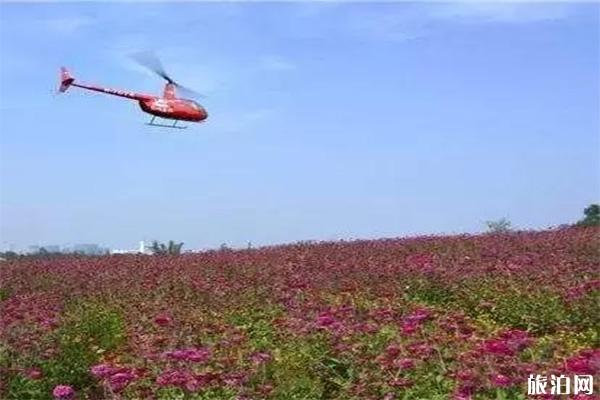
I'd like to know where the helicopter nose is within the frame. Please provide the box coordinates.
[199,107,208,120]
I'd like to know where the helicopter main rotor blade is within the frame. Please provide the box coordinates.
[176,83,206,99]
[129,51,207,99]
[130,51,174,84]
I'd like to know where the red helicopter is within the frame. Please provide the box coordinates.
[58,54,208,129]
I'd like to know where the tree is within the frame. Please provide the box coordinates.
[150,240,184,255]
[577,204,600,227]
[485,218,512,233]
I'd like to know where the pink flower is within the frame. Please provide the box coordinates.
[400,321,419,335]
[90,363,116,379]
[25,367,43,380]
[389,377,412,388]
[52,385,75,400]
[404,308,432,323]
[490,373,511,387]
[393,358,415,370]
[108,371,137,392]
[453,384,474,400]
[499,329,531,352]
[481,339,514,356]
[163,347,211,363]
[185,347,211,362]
[154,313,172,327]
[156,369,192,387]
[250,351,272,365]
[316,313,336,327]
[222,372,248,387]
[566,356,591,374]
[564,349,600,375]
[455,370,474,382]
[384,344,401,358]
[408,342,434,359]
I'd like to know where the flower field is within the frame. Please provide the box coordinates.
[1,227,599,400]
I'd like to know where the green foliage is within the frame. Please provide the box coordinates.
[6,301,125,400]
[0,251,19,260]
[271,336,332,399]
[485,218,512,233]
[151,240,185,255]
[577,204,600,227]
[226,304,282,350]
[456,281,570,334]
[0,287,10,302]
[156,387,238,400]
[49,301,124,393]
[404,277,456,305]
[566,289,600,335]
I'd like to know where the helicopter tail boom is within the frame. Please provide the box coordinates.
[58,66,154,101]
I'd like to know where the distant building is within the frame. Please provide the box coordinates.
[26,245,61,254]
[71,244,107,255]
[110,241,152,255]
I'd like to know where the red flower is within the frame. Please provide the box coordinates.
[481,339,514,356]
[394,358,415,370]
[25,367,43,380]
[490,373,512,388]
[154,313,172,327]
[163,347,211,363]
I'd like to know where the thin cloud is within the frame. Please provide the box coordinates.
[209,108,279,134]
[41,15,95,35]
[298,2,578,43]
[259,56,296,72]
[429,3,574,24]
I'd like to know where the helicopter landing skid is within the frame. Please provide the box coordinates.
[146,116,188,130]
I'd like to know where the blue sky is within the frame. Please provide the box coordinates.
[0,2,598,251]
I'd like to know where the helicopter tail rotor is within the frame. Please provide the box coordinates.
[58,67,74,93]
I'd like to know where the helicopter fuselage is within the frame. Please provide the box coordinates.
[138,97,207,122]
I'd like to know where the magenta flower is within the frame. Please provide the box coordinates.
[222,372,248,387]
[250,351,272,365]
[52,385,75,400]
[90,363,116,379]
[108,371,137,392]
[185,347,211,362]
[316,313,336,327]
[490,373,511,387]
[456,370,474,382]
[389,377,412,388]
[566,356,591,374]
[384,344,401,358]
[154,313,172,327]
[25,367,43,380]
[156,369,192,387]
[453,383,475,400]
[394,358,415,370]
[499,329,531,352]
[481,339,514,356]
[565,349,600,375]
[400,321,419,335]
[163,347,211,363]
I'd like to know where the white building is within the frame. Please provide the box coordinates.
[110,241,152,255]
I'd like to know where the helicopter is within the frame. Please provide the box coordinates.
[58,54,208,129]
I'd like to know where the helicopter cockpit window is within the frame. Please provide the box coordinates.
[188,100,201,110]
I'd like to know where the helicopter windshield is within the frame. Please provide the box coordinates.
[186,100,202,110]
